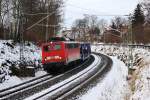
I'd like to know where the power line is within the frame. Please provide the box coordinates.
[66,10,129,17]
[24,8,64,16]
[37,24,60,27]
[26,0,68,31]
[26,8,62,31]
[67,3,130,17]
[24,13,59,16]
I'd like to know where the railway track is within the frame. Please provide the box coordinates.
[58,53,113,100]
[0,54,94,100]
[25,53,112,100]
[0,74,53,100]
[94,43,150,49]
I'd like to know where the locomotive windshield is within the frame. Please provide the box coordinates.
[54,44,61,50]
[43,44,61,52]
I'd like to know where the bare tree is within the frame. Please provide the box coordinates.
[0,0,63,42]
[111,17,128,31]
[97,19,107,35]
[141,0,150,43]
[142,0,150,24]
[72,15,101,42]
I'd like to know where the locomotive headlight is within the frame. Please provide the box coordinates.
[54,56,62,59]
[45,57,47,61]
[47,57,51,60]
[45,57,48,61]
[45,56,51,61]
[45,56,62,61]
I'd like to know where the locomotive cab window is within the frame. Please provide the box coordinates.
[54,44,61,50]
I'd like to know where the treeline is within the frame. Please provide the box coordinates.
[71,14,128,43]
[0,0,63,42]
[72,0,150,44]
[132,2,149,43]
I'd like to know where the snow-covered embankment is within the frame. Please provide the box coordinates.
[80,45,150,100]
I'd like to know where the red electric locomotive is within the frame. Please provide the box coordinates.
[42,37,80,73]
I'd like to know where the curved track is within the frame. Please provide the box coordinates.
[57,53,113,100]
[0,55,94,100]
[0,53,112,100]
[25,53,112,100]
[0,74,52,100]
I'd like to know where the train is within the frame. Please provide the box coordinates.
[42,37,91,73]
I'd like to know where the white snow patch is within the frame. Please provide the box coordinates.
[0,40,41,68]
[130,50,150,100]
[20,71,48,82]
[0,70,47,90]
[0,76,22,90]
[0,40,43,89]
[131,65,150,100]
[35,71,47,77]
[79,56,130,100]
[25,54,101,100]
[91,44,150,100]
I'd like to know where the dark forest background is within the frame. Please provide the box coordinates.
[0,0,63,42]
[0,0,150,44]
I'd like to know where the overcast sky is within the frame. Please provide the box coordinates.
[64,0,140,28]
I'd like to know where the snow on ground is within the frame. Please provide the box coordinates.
[25,54,101,100]
[0,40,43,90]
[131,65,150,100]
[0,40,41,74]
[35,71,47,77]
[20,71,48,83]
[0,40,150,99]
[79,56,130,100]
[0,40,41,64]
[130,49,150,100]
[0,76,22,90]
[89,44,150,100]
[0,71,47,90]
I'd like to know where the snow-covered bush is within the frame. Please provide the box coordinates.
[0,40,41,82]
[92,44,149,70]
[92,44,150,100]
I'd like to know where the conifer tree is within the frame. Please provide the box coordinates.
[132,4,145,43]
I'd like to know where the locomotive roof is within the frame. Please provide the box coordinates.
[42,41,80,45]
[49,37,75,42]
[42,37,90,45]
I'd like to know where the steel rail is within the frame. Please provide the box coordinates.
[94,43,150,48]
[25,54,104,100]
[0,74,51,95]
[0,74,52,99]
[0,55,94,100]
[57,53,112,100]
